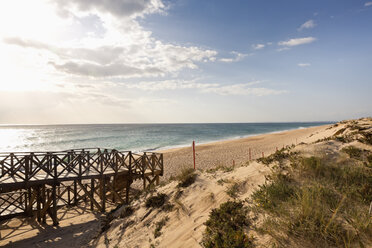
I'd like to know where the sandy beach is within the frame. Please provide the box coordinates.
[161,124,332,179]
[0,123,337,247]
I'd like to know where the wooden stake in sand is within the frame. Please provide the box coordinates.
[262,152,264,158]
[249,148,251,160]
[192,141,196,170]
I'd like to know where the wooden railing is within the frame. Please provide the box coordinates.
[0,148,164,224]
[0,149,163,192]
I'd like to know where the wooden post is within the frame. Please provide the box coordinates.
[160,153,164,176]
[52,184,58,226]
[67,186,71,206]
[128,151,132,176]
[125,180,131,204]
[36,186,41,222]
[151,153,156,176]
[156,175,160,186]
[233,160,235,167]
[249,148,251,161]
[42,186,46,223]
[74,180,77,205]
[27,188,32,216]
[101,177,106,213]
[192,141,196,170]
[90,179,94,211]
[24,188,28,216]
[262,152,264,158]
[112,177,116,203]
[142,155,146,190]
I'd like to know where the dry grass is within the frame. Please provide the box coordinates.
[176,168,197,188]
[252,151,372,247]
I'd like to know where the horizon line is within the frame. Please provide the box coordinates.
[0,121,337,126]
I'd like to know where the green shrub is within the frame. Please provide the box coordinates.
[361,132,372,145]
[146,193,167,208]
[119,205,134,218]
[334,136,347,143]
[368,154,372,164]
[202,201,254,248]
[176,168,197,188]
[252,173,296,211]
[226,182,240,199]
[217,178,228,185]
[257,148,289,165]
[207,164,234,173]
[342,146,363,159]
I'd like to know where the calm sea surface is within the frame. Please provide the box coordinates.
[0,122,332,153]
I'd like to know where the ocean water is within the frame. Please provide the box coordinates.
[0,122,332,153]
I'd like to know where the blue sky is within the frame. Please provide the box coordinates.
[0,0,371,124]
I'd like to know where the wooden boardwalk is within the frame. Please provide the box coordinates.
[0,148,163,225]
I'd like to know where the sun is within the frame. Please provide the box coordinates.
[0,0,65,92]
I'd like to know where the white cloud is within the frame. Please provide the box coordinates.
[201,83,287,96]
[219,51,249,63]
[123,79,286,97]
[278,37,317,47]
[252,43,265,50]
[53,0,166,19]
[2,1,218,80]
[298,63,311,67]
[277,47,290,52]
[365,2,372,6]
[124,79,219,91]
[298,20,316,31]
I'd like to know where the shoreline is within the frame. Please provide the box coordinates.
[160,124,334,179]
[158,124,331,154]
[155,123,331,154]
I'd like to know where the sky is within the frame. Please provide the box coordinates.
[0,0,371,124]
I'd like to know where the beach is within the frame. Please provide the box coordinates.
[161,124,332,179]
[0,123,335,247]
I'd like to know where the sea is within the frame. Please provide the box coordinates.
[0,122,333,153]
